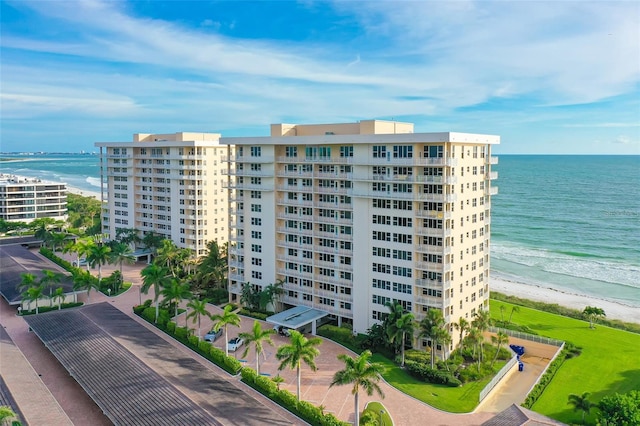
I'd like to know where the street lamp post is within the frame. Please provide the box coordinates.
[379,409,385,426]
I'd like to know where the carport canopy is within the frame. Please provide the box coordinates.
[266,306,328,335]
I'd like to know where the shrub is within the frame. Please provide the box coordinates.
[198,340,212,354]
[404,360,461,387]
[166,321,176,333]
[188,335,199,347]
[238,308,269,321]
[359,410,378,426]
[174,326,189,341]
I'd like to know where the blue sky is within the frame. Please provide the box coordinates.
[1,0,639,154]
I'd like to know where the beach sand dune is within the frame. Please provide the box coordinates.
[491,276,640,324]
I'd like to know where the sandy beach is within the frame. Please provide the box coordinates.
[491,276,640,324]
[67,186,102,199]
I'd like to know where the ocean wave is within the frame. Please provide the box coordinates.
[86,176,102,188]
[491,242,640,289]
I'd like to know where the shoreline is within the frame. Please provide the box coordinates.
[491,275,640,324]
[67,186,102,199]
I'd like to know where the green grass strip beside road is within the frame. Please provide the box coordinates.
[490,300,640,425]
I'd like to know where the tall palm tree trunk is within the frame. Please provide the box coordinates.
[296,363,301,400]
[354,392,359,426]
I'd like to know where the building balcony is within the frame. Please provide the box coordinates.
[315,172,353,180]
[487,171,498,180]
[228,259,244,269]
[276,169,314,178]
[414,209,452,219]
[415,278,451,291]
[367,175,457,184]
[276,226,314,236]
[315,186,350,195]
[228,272,245,282]
[277,198,314,207]
[354,156,457,167]
[224,169,272,177]
[314,215,353,226]
[488,186,498,196]
[276,156,353,165]
[313,245,353,256]
[414,244,452,255]
[414,295,444,308]
[314,260,353,272]
[229,234,244,243]
[414,227,453,237]
[351,190,457,203]
[414,261,451,272]
[223,155,275,164]
[276,268,314,280]
[314,289,352,303]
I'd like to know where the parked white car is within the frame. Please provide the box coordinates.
[227,337,244,352]
[204,328,223,342]
[73,258,88,267]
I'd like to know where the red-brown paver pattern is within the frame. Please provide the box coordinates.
[3,249,558,425]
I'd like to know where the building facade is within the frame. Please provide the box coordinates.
[95,133,231,256]
[221,120,499,352]
[0,174,67,223]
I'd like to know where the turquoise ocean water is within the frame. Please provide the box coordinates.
[2,153,639,307]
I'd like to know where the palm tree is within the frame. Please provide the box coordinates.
[186,298,211,338]
[453,317,470,349]
[142,231,164,256]
[109,242,135,279]
[87,243,111,285]
[73,273,99,304]
[17,273,37,293]
[583,306,606,329]
[210,305,242,357]
[160,279,192,320]
[490,331,510,367]
[275,330,322,400]
[155,240,183,277]
[472,309,492,363]
[23,285,46,314]
[386,310,414,367]
[52,287,66,310]
[567,392,592,424]
[39,269,63,304]
[140,263,171,322]
[49,232,68,252]
[271,375,284,391]
[330,350,385,426]
[418,308,447,368]
[239,320,276,375]
[499,305,506,322]
[197,240,227,289]
[465,326,483,369]
[508,306,520,324]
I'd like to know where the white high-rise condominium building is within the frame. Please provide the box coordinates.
[222,120,499,352]
[0,174,67,223]
[96,133,231,255]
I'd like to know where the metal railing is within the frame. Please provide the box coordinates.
[488,327,564,347]
[479,354,519,402]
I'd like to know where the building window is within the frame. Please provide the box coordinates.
[340,146,353,157]
[250,146,261,157]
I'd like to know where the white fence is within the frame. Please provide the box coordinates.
[488,327,564,347]
[478,354,518,402]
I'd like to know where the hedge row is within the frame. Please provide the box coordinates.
[20,302,83,315]
[240,368,348,426]
[522,343,579,408]
[238,308,272,321]
[404,360,462,387]
[135,303,242,375]
[491,291,640,335]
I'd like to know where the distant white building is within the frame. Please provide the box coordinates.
[0,174,68,223]
[95,133,231,256]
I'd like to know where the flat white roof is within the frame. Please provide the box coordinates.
[220,132,500,146]
[266,306,329,329]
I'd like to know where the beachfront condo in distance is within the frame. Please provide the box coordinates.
[95,133,231,256]
[0,174,67,223]
[221,120,499,353]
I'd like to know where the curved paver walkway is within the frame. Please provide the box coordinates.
[59,251,538,425]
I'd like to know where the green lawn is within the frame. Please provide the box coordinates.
[490,300,640,425]
[371,353,503,413]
